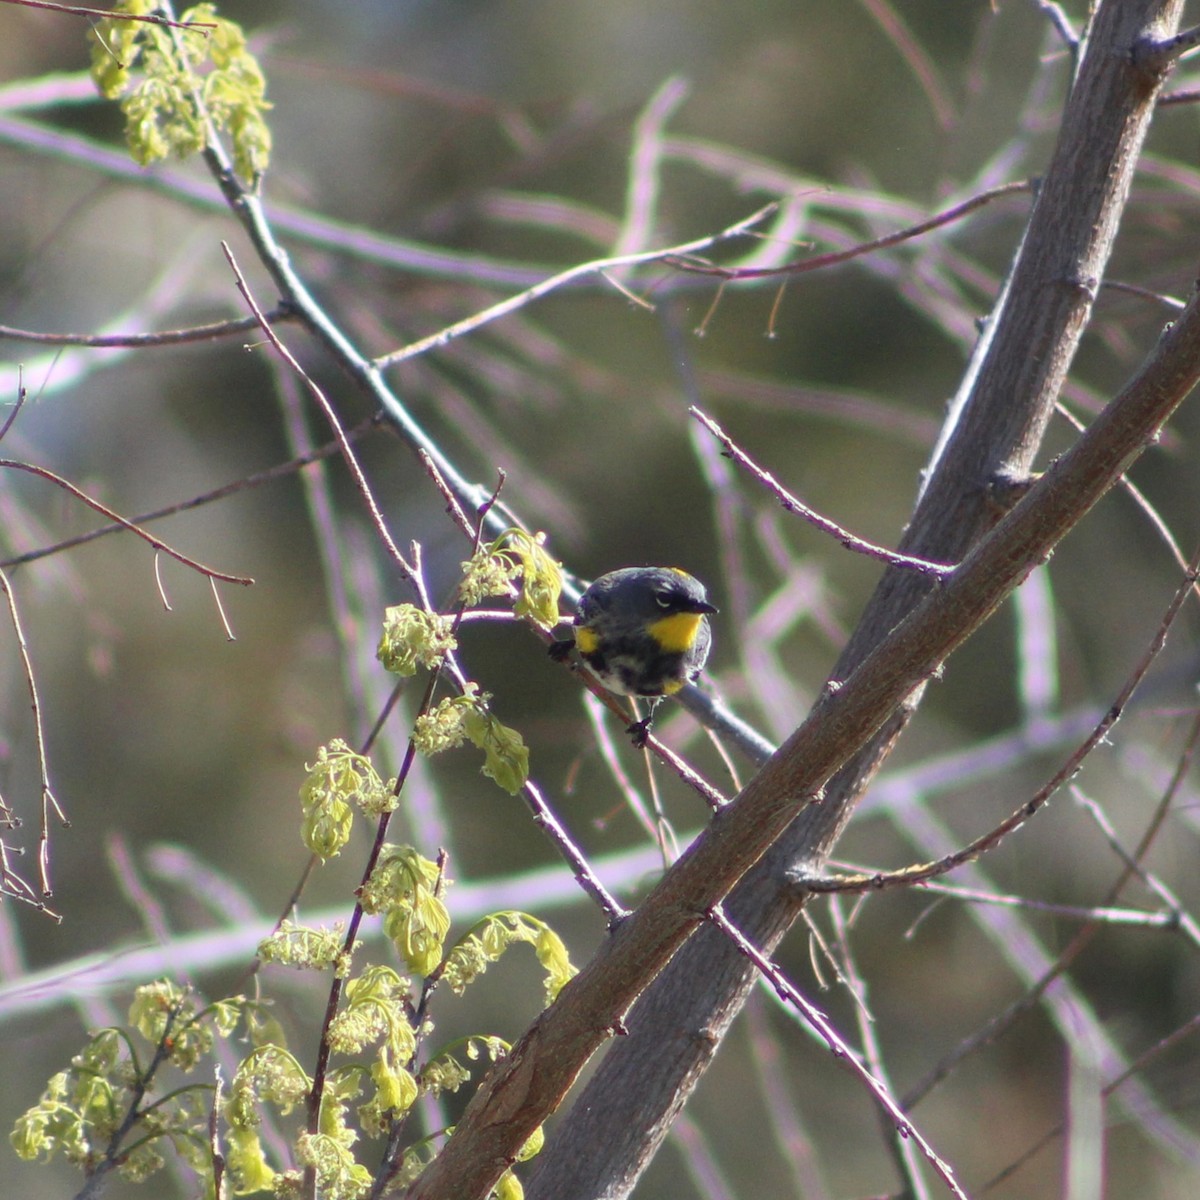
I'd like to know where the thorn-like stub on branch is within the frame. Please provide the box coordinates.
[985,467,1037,516]
[783,861,826,892]
[606,909,631,934]
[1062,271,1099,302]
[1130,26,1200,75]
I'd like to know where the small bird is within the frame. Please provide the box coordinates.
[550,566,717,746]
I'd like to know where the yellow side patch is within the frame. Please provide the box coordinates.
[648,611,703,653]
[575,625,600,655]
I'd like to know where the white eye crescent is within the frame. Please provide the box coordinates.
[653,589,673,609]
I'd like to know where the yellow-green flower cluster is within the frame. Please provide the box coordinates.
[411,691,472,755]
[223,1045,310,1195]
[442,913,576,1004]
[376,605,457,677]
[297,1124,372,1200]
[258,920,352,976]
[327,966,420,1137]
[413,688,529,795]
[11,1071,99,1168]
[459,529,564,630]
[300,740,396,859]
[90,2,271,180]
[416,1052,472,1098]
[326,968,415,1058]
[129,981,224,1070]
[226,1045,311,1127]
[12,981,249,1189]
[359,846,451,976]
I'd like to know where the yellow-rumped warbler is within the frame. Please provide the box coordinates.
[550,566,717,745]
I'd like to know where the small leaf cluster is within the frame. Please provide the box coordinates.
[358,845,452,975]
[460,528,564,630]
[254,853,572,1195]
[90,1,272,180]
[248,898,569,1196]
[376,606,456,677]
[12,889,573,1197]
[443,912,576,1004]
[223,1045,311,1195]
[259,919,353,976]
[376,530,562,796]
[223,1035,392,1200]
[299,739,397,859]
[413,685,530,795]
[11,981,247,1187]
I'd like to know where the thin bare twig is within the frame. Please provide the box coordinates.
[1031,0,1079,48]
[0,366,27,443]
[220,241,415,579]
[210,1065,226,1200]
[805,540,1200,895]
[376,204,780,367]
[153,552,172,612]
[0,308,291,348]
[0,569,63,897]
[418,449,476,541]
[583,694,663,844]
[0,459,254,586]
[0,0,216,31]
[520,781,627,925]
[904,707,1200,1109]
[0,418,378,571]
[664,180,1031,282]
[612,76,690,260]
[692,408,955,578]
[829,896,930,1199]
[1072,786,1200,947]
[981,1009,1200,1193]
[886,876,1177,928]
[1057,402,1198,582]
[209,576,237,641]
[709,904,968,1200]
[856,0,956,132]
